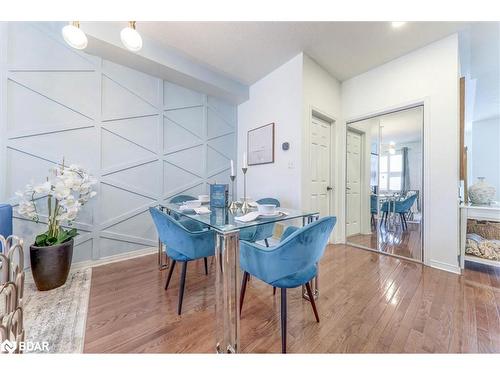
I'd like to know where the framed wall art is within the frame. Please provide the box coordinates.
[247,122,275,166]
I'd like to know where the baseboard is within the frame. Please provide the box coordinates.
[429,259,461,274]
[24,246,157,282]
[71,246,157,271]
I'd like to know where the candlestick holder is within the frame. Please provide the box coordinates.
[241,167,250,213]
[228,175,238,211]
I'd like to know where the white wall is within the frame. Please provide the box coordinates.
[471,116,500,201]
[237,54,303,208]
[0,22,237,265]
[302,55,343,240]
[237,53,343,227]
[342,34,460,273]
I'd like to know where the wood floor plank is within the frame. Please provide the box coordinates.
[84,244,500,353]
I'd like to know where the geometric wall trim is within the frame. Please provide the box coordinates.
[207,107,235,139]
[0,22,237,265]
[164,81,204,109]
[164,106,204,138]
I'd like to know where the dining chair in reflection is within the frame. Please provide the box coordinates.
[239,198,281,247]
[239,216,336,353]
[380,194,417,230]
[370,195,378,228]
[149,207,215,315]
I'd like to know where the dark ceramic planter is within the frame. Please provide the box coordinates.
[30,238,73,291]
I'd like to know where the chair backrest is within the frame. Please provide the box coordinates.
[149,207,209,259]
[169,195,196,204]
[241,216,336,284]
[279,216,335,268]
[0,204,13,240]
[396,194,418,213]
[256,197,280,207]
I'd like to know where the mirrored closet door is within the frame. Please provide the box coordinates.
[346,106,423,262]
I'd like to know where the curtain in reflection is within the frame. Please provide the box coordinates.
[401,146,410,192]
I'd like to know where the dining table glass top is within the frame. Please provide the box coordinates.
[161,203,319,233]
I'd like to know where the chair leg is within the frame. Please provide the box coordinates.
[165,260,176,290]
[305,282,320,323]
[239,271,249,316]
[264,238,270,247]
[280,288,287,354]
[204,257,208,275]
[178,261,188,315]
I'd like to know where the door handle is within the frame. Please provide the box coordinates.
[346,187,351,190]
[327,186,333,191]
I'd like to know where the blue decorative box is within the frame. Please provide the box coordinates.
[210,183,229,208]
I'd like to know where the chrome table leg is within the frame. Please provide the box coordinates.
[157,205,170,270]
[302,214,320,301]
[158,239,169,270]
[215,230,240,353]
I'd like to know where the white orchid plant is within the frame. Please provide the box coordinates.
[16,161,97,247]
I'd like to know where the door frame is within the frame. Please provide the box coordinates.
[343,98,429,266]
[301,105,337,242]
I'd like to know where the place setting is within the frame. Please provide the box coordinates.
[178,194,211,215]
[234,202,288,223]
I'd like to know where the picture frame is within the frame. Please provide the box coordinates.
[247,122,275,166]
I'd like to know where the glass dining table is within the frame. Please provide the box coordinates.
[157,203,319,354]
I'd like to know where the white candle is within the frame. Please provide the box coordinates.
[243,152,247,169]
[230,159,235,176]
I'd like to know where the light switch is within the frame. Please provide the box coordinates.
[288,161,295,169]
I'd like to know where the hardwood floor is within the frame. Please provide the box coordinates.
[84,244,500,353]
[348,220,422,261]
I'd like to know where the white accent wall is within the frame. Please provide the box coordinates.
[237,54,303,208]
[342,34,460,273]
[0,23,237,265]
[302,55,343,241]
[237,53,342,219]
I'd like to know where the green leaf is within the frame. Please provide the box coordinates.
[57,231,70,244]
[67,228,78,238]
[46,236,58,246]
[35,233,48,246]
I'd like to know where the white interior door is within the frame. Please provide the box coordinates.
[346,130,362,236]
[309,116,332,219]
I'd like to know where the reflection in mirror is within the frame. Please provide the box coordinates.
[346,106,423,262]
[346,117,379,251]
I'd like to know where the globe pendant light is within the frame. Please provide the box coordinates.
[62,21,88,50]
[120,21,143,52]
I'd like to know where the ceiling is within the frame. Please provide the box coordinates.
[351,106,423,146]
[134,21,470,84]
[379,106,424,145]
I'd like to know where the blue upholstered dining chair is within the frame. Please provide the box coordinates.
[240,198,281,247]
[0,204,13,240]
[239,216,336,353]
[169,195,196,204]
[149,207,215,315]
[380,194,417,230]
